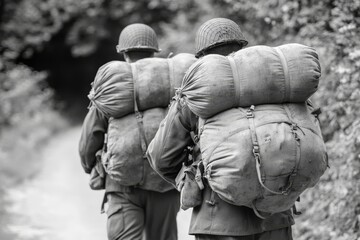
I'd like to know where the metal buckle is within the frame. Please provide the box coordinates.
[193,135,199,144]
[252,145,260,155]
[135,111,143,119]
[246,105,255,118]
[246,111,254,118]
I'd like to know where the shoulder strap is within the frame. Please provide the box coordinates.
[190,116,204,159]
[131,63,148,159]
[190,117,204,190]
[167,57,175,98]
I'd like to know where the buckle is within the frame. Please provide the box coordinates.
[246,111,254,118]
[246,105,255,118]
[294,132,300,141]
[135,111,143,119]
[252,146,261,161]
[252,145,260,154]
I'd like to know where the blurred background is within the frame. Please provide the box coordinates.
[0,0,359,239]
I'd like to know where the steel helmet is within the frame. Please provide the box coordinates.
[195,18,248,58]
[116,23,160,53]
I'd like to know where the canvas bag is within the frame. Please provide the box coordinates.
[198,103,328,217]
[103,108,172,192]
[89,149,106,190]
[180,44,321,118]
[88,53,196,118]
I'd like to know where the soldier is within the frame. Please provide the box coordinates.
[147,18,294,240]
[79,23,179,240]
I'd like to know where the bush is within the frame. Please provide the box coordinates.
[208,0,360,239]
[0,64,67,186]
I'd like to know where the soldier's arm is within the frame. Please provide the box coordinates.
[79,106,108,174]
[147,99,196,185]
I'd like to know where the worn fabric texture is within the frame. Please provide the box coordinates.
[88,53,196,118]
[195,226,292,240]
[105,107,173,192]
[79,106,174,193]
[79,106,109,174]
[89,150,106,190]
[147,100,294,236]
[180,43,321,118]
[189,185,294,236]
[105,189,180,240]
[199,103,328,213]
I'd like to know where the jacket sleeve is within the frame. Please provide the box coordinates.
[79,106,108,174]
[147,99,197,185]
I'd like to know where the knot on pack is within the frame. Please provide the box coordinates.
[88,89,95,101]
[175,88,183,98]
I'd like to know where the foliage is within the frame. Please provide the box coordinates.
[208,0,360,239]
[0,64,48,127]
[0,0,359,238]
[0,63,67,186]
[158,0,217,55]
[0,0,196,186]
[0,0,195,60]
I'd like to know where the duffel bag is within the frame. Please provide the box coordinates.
[89,53,196,118]
[198,103,328,216]
[103,108,172,192]
[180,44,321,118]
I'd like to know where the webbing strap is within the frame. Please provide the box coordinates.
[251,201,272,219]
[190,131,199,144]
[205,188,216,206]
[195,161,205,190]
[190,118,204,190]
[198,118,205,136]
[167,57,175,98]
[100,193,107,214]
[131,63,148,158]
[274,47,290,102]
[246,105,285,195]
[227,56,241,106]
[282,138,301,193]
[282,104,302,193]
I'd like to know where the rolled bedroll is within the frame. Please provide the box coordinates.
[179,43,321,119]
[88,53,196,118]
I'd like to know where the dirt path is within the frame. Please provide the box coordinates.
[2,127,193,240]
